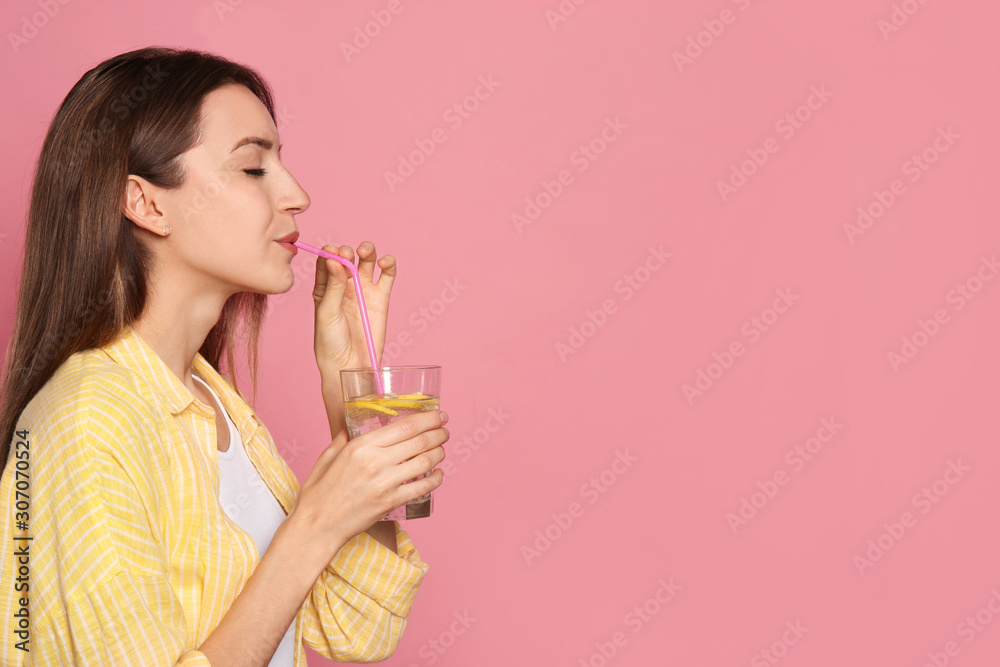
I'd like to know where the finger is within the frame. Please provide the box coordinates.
[390,445,446,486]
[384,426,449,467]
[335,244,357,290]
[337,244,355,265]
[375,253,397,295]
[355,410,447,454]
[356,241,377,284]
[391,468,444,506]
[313,244,350,310]
[362,410,448,450]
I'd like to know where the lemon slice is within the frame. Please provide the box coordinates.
[397,393,429,400]
[381,400,431,411]
[349,400,398,416]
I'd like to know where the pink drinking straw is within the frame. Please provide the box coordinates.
[293,240,385,397]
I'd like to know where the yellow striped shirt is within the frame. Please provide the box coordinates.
[0,326,428,665]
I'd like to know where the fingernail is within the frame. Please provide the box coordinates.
[440,411,449,424]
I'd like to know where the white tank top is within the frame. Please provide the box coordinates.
[194,375,296,667]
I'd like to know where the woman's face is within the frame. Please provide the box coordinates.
[156,83,310,297]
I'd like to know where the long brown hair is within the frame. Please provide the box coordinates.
[0,47,278,478]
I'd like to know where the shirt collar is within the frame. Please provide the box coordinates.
[99,326,260,436]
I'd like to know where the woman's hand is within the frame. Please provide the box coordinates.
[288,409,448,553]
[312,241,396,384]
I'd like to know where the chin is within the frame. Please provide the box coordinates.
[244,261,296,295]
[266,279,295,295]
[250,274,295,296]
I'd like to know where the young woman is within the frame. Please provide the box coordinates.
[0,47,448,666]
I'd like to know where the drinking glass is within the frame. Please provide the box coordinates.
[340,366,441,520]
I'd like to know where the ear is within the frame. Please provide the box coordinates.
[122,175,169,237]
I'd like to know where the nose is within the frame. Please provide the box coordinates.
[278,168,311,215]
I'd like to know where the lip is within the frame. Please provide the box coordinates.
[276,231,299,255]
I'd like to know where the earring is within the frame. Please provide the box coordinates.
[162,225,172,235]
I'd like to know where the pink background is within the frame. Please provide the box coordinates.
[3,1,1000,665]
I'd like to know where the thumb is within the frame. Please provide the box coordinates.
[312,244,350,316]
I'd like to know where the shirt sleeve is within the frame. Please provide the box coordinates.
[6,394,212,666]
[297,522,429,662]
[29,571,212,667]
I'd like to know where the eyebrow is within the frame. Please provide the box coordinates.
[230,136,283,157]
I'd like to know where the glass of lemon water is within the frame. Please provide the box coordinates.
[340,366,441,520]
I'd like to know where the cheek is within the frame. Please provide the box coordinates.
[171,178,229,225]
[196,188,262,229]
[223,180,270,215]
[171,175,271,238]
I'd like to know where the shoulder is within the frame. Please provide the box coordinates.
[18,347,159,456]
[16,347,169,537]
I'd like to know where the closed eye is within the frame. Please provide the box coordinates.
[244,168,267,177]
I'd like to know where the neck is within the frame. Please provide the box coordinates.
[131,273,234,388]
